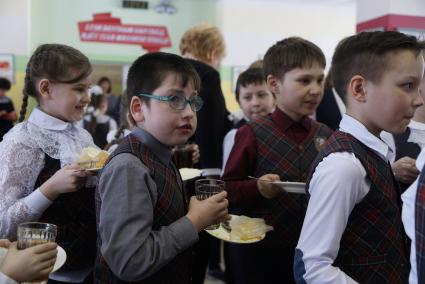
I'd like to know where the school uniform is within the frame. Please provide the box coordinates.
[381,121,425,192]
[0,107,97,283]
[222,107,332,284]
[94,127,198,283]
[295,114,409,284]
[401,148,425,284]
[82,111,117,149]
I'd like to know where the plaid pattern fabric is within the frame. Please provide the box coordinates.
[416,165,425,284]
[94,134,191,284]
[34,154,96,270]
[308,131,408,283]
[249,116,332,248]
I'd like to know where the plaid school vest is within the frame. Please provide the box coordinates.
[415,165,425,284]
[94,134,191,284]
[249,116,332,248]
[308,131,408,283]
[34,154,97,271]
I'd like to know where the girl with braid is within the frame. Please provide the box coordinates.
[0,44,97,283]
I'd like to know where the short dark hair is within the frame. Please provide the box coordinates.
[331,31,425,103]
[263,37,326,80]
[126,52,201,110]
[0,77,11,90]
[235,68,266,101]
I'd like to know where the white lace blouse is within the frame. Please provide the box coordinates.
[0,108,95,239]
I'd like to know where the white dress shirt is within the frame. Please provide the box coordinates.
[295,114,394,284]
[402,148,425,284]
[381,120,425,163]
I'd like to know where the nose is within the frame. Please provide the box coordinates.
[82,89,90,103]
[182,102,195,119]
[413,89,424,107]
[252,95,260,106]
[309,82,322,96]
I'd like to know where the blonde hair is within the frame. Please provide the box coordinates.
[179,24,226,64]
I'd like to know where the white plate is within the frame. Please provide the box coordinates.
[205,215,266,244]
[273,181,306,194]
[0,245,66,273]
[179,168,203,181]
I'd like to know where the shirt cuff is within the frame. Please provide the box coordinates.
[168,216,199,250]
[202,168,222,177]
[23,188,52,215]
[0,272,18,284]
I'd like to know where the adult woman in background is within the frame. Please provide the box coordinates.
[180,24,232,283]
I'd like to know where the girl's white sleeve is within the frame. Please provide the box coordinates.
[0,139,49,239]
[0,272,17,284]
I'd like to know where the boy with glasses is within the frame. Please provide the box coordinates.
[94,52,229,283]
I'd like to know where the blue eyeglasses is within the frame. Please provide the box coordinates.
[136,92,204,112]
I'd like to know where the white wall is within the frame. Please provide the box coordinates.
[219,0,356,68]
[0,0,29,55]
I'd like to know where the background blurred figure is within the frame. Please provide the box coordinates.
[222,67,275,172]
[0,78,17,141]
[97,76,121,125]
[315,72,345,130]
[81,85,117,149]
[180,23,232,283]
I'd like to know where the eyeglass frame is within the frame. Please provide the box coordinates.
[135,92,204,112]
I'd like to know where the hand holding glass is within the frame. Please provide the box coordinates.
[195,179,225,230]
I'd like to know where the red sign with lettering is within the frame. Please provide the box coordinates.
[78,13,171,52]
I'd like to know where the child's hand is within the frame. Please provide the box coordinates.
[392,156,419,184]
[188,144,200,165]
[186,191,229,231]
[257,174,281,199]
[0,239,11,248]
[0,242,57,282]
[40,164,89,201]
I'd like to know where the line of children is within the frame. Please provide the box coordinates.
[0,44,97,283]
[222,37,333,283]
[295,31,424,283]
[94,52,228,283]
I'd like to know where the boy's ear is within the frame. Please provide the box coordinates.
[129,96,145,122]
[266,74,280,95]
[348,75,367,102]
[38,79,52,99]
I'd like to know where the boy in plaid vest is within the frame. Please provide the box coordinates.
[295,31,425,284]
[401,45,425,284]
[94,52,229,283]
[222,37,332,283]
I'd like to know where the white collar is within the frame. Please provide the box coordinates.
[28,107,74,131]
[408,120,425,131]
[339,114,393,161]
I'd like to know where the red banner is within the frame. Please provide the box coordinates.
[78,13,171,52]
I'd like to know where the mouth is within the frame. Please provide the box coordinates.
[177,124,193,131]
[75,105,86,111]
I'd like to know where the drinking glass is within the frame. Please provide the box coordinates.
[172,144,194,169]
[17,222,58,283]
[195,179,225,230]
[17,222,57,250]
